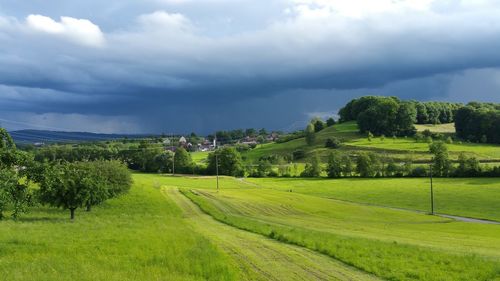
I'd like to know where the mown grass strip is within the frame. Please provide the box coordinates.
[181,189,500,281]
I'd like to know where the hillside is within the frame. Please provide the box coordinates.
[242,122,500,163]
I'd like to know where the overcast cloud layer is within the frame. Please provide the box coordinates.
[1,0,500,133]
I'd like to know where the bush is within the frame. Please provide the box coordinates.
[292,150,305,160]
[410,166,428,177]
[325,137,341,149]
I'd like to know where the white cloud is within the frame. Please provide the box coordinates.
[26,14,105,47]
[137,11,193,32]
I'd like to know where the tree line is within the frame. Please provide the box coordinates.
[305,141,500,179]
[338,96,462,136]
[455,102,500,144]
[0,129,132,221]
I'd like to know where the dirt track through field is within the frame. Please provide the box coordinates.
[164,187,380,281]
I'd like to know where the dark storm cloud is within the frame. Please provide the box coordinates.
[1,0,500,133]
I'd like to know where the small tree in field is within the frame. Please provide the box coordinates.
[305,123,316,146]
[367,131,373,142]
[38,162,99,220]
[207,147,244,177]
[326,152,342,178]
[301,153,321,177]
[429,142,451,177]
[326,117,336,127]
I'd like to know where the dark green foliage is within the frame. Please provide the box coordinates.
[37,160,132,219]
[326,152,342,178]
[250,160,273,177]
[413,101,461,124]
[305,123,316,145]
[338,96,461,136]
[92,160,132,198]
[207,147,244,177]
[455,103,500,144]
[311,118,326,132]
[325,137,341,149]
[326,117,336,127]
[454,153,481,177]
[292,150,305,160]
[174,147,194,174]
[356,152,381,177]
[0,129,33,220]
[0,128,16,150]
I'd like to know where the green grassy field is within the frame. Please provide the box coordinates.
[244,177,500,221]
[346,138,500,160]
[415,123,456,133]
[242,121,500,163]
[189,122,500,165]
[3,173,499,281]
[182,184,500,281]
[191,151,209,165]
[0,175,239,281]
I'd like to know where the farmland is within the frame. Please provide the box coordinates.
[240,122,500,163]
[1,173,499,280]
[175,174,500,281]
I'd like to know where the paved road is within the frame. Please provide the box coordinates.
[164,187,381,281]
[437,214,500,225]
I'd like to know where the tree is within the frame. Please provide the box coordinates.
[326,117,336,127]
[88,160,132,210]
[0,128,15,150]
[326,152,342,178]
[429,142,451,177]
[395,102,417,136]
[174,147,193,174]
[0,130,33,220]
[207,147,244,177]
[340,154,354,177]
[245,128,257,137]
[305,123,316,146]
[356,152,380,177]
[38,162,91,220]
[455,153,481,177]
[301,154,321,177]
[254,160,273,177]
[0,169,16,220]
[36,161,130,220]
[312,118,326,132]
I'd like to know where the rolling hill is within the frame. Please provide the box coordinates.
[9,130,156,144]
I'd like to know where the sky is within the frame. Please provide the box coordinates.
[1,0,500,134]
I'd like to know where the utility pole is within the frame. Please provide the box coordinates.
[429,163,434,215]
[215,135,219,192]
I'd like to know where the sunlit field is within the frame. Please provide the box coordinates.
[180,176,500,281]
[2,173,499,281]
[0,175,238,281]
[242,122,500,163]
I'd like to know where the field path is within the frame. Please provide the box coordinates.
[164,187,380,281]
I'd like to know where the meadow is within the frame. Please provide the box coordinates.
[0,174,239,281]
[181,183,500,281]
[240,122,500,163]
[244,177,500,221]
[2,173,499,281]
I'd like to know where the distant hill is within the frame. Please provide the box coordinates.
[9,130,157,144]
